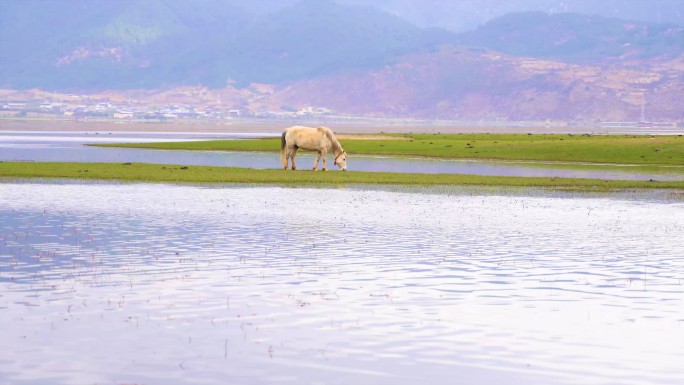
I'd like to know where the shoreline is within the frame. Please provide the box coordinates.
[2,118,682,135]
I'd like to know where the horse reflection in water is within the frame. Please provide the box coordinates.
[280,126,348,171]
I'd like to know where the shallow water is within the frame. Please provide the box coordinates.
[2,131,683,181]
[1,182,683,385]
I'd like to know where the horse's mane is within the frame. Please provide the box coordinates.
[322,126,343,153]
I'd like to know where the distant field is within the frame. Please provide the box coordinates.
[2,162,684,190]
[94,133,684,166]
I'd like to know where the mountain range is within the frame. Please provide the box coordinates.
[1,0,683,121]
[340,0,684,33]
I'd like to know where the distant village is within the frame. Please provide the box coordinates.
[1,93,681,129]
[0,96,335,122]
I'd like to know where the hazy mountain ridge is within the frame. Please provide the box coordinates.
[457,12,684,64]
[337,0,684,33]
[0,0,455,89]
[3,1,682,90]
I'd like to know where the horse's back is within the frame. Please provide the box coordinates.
[284,125,328,135]
[283,125,331,150]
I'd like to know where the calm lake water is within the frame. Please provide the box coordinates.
[1,182,683,385]
[2,130,683,181]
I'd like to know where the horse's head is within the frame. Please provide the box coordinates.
[334,151,348,171]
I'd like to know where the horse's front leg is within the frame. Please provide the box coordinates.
[321,149,328,171]
[313,152,321,171]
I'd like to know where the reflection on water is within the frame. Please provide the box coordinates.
[2,131,683,181]
[1,182,683,385]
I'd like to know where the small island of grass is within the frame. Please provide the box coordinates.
[93,133,684,165]
[2,132,682,191]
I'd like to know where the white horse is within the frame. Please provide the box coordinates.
[280,126,348,171]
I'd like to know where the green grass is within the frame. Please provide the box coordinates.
[93,133,684,165]
[2,162,683,191]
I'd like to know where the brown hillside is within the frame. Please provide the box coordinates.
[265,46,684,121]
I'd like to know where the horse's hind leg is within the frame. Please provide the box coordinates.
[313,152,321,171]
[290,147,299,170]
[284,145,293,170]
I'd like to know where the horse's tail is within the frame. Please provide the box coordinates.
[280,130,287,169]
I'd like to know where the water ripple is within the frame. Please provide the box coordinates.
[1,183,683,385]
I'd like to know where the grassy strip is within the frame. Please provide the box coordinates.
[1,162,683,190]
[93,133,684,166]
